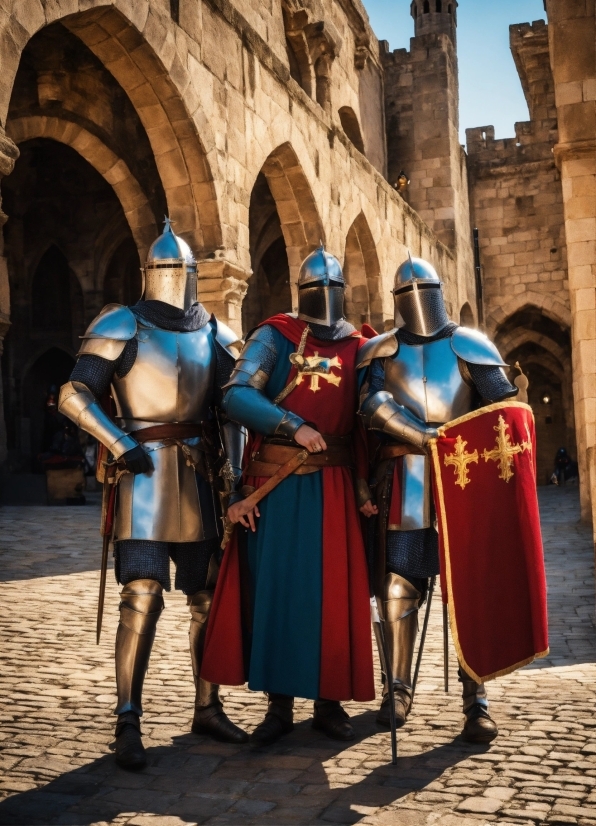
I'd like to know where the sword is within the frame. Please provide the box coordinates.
[411,575,435,700]
[96,531,110,644]
[96,461,120,644]
[443,601,449,692]
[371,597,397,766]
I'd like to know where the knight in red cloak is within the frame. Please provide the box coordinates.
[202,246,376,746]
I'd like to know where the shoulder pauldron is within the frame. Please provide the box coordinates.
[450,326,508,367]
[356,330,399,369]
[78,304,137,361]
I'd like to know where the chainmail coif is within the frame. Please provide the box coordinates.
[308,318,357,341]
[131,300,210,332]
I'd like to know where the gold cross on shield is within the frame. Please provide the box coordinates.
[444,434,479,489]
[482,414,532,483]
[290,351,342,394]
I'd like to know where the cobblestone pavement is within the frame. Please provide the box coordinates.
[0,486,594,826]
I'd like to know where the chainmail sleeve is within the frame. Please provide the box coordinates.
[69,339,137,398]
[466,363,518,403]
[70,355,117,399]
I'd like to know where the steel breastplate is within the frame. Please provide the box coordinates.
[384,337,473,425]
[112,325,216,425]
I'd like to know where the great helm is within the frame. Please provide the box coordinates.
[142,218,198,310]
[393,255,450,337]
[297,245,345,326]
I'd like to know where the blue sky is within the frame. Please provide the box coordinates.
[362,0,547,146]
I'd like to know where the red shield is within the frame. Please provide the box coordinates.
[431,401,549,683]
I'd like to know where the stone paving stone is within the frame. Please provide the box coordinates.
[0,486,594,825]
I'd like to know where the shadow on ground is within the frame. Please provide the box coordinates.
[0,711,486,825]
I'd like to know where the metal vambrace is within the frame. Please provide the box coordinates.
[362,391,438,450]
[221,418,246,491]
[189,589,220,709]
[459,666,489,713]
[223,385,305,439]
[115,579,164,716]
[381,573,421,696]
[59,380,137,460]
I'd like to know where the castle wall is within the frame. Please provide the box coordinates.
[0,0,463,463]
[545,0,596,531]
[466,20,574,486]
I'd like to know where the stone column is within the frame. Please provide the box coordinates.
[547,0,596,532]
[0,129,19,464]
[196,256,249,338]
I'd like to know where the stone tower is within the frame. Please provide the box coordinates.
[382,0,475,321]
[411,0,457,44]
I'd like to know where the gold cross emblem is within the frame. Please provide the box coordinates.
[289,351,342,394]
[444,434,479,490]
[482,414,532,483]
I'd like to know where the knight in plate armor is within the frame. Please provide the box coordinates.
[357,256,518,743]
[59,220,248,769]
[201,246,376,746]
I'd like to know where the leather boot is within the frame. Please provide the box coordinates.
[189,588,248,744]
[250,694,294,746]
[114,711,146,770]
[460,667,498,743]
[376,573,420,729]
[312,699,355,741]
[113,579,163,769]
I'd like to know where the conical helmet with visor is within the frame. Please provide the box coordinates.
[297,244,345,326]
[393,255,450,337]
[142,218,198,310]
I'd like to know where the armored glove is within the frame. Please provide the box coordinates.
[121,445,153,475]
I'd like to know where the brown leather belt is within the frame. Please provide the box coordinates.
[132,423,204,443]
[247,436,353,477]
[379,443,425,460]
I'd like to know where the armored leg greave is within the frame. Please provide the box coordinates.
[189,588,219,709]
[115,579,164,716]
[376,573,421,727]
[189,589,248,743]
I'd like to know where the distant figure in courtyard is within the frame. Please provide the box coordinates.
[552,447,578,486]
[59,220,247,770]
[202,246,376,746]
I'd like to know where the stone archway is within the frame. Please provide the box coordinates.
[7,117,157,261]
[242,142,324,331]
[486,291,571,338]
[495,306,575,486]
[459,301,474,326]
[0,4,222,255]
[259,141,324,294]
[343,212,382,330]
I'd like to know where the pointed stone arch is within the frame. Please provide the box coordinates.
[343,212,382,330]
[0,3,221,255]
[7,117,157,261]
[459,301,475,326]
[495,306,576,484]
[486,291,571,336]
[259,142,324,293]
